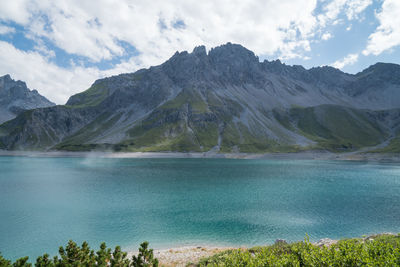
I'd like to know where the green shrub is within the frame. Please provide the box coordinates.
[1,235,400,266]
[132,242,158,267]
[198,235,400,266]
[0,241,158,267]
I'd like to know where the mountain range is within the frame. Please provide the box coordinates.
[1,43,400,153]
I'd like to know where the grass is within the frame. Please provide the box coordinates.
[319,105,384,146]
[55,143,106,151]
[218,121,301,153]
[272,108,296,132]
[291,106,333,140]
[372,134,400,153]
[273,105,388,152]
[220,122,241,152]
[161,88,209,114]
[55,112,122,150]
[236,122,275,153]
[122,119,204,152]
[192,123,219,151]
[118,90,223,152]
[66,82,109,108]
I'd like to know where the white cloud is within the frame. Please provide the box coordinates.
[318,0,372,27]
[345,0,372,20]
[0,0,320,64]
[321,32,333,40]
[0,25,15,35]
[0,0,31,24]
[0,0,375,104]
[318,0,347,27]
[0,41,115,104]
[363,0,400,56]
[331,53,359,69]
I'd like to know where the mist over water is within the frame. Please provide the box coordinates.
[1,156,400,260]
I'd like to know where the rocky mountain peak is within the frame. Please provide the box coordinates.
[192,45,207,56]
[206,43,262,83]
[0,74,12,81]
[309,65,345,75]
[262,59,287,72]
[362,62,400,72]
[0,74,27,92]
[208,42,259,65]
[356,62,400,83]
[0,74,55,124]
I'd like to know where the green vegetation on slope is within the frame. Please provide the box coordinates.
[274,105,387,151]
[120,88,288,153]
[55,112,122,151]
[161,88,210,114]
[9,93,389,153]
[118,89,222,152]
[123,122,214,153]
[0,109,33,137]
[66,82,109,108]
[235,122,275,153]
[372,135,400,153]
[199,234,400,266]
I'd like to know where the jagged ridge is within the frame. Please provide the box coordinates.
[1,43,400,152]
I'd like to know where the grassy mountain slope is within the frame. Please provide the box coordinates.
[273,105,388,151]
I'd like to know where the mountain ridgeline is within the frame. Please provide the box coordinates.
[1,43,400,153]
[0,75,55,124]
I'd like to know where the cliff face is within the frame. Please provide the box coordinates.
[1,43,400,152]
[0,74,55,124]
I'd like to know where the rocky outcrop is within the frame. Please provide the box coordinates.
[0,74,55,124]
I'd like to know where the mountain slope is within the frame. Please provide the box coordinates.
[1,43,400,152]
[0,75,55,124]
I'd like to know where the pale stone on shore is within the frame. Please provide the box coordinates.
[128,246,234,267]
[315,238,338,247]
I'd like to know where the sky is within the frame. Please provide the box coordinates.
[0,0,400,104]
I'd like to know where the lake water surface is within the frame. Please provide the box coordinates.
[1,156,400,260]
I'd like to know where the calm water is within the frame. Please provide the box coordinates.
[1,156,400,260]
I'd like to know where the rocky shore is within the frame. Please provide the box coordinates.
[128,246,235,267]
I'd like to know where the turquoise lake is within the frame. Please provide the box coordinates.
[1,156,400,260]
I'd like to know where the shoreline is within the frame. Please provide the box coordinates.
[1,150,400,162]
[128,246,236,267]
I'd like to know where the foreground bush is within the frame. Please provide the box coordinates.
[198,234,400,266]
[1,235,400,266]
[0,241,158,267]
